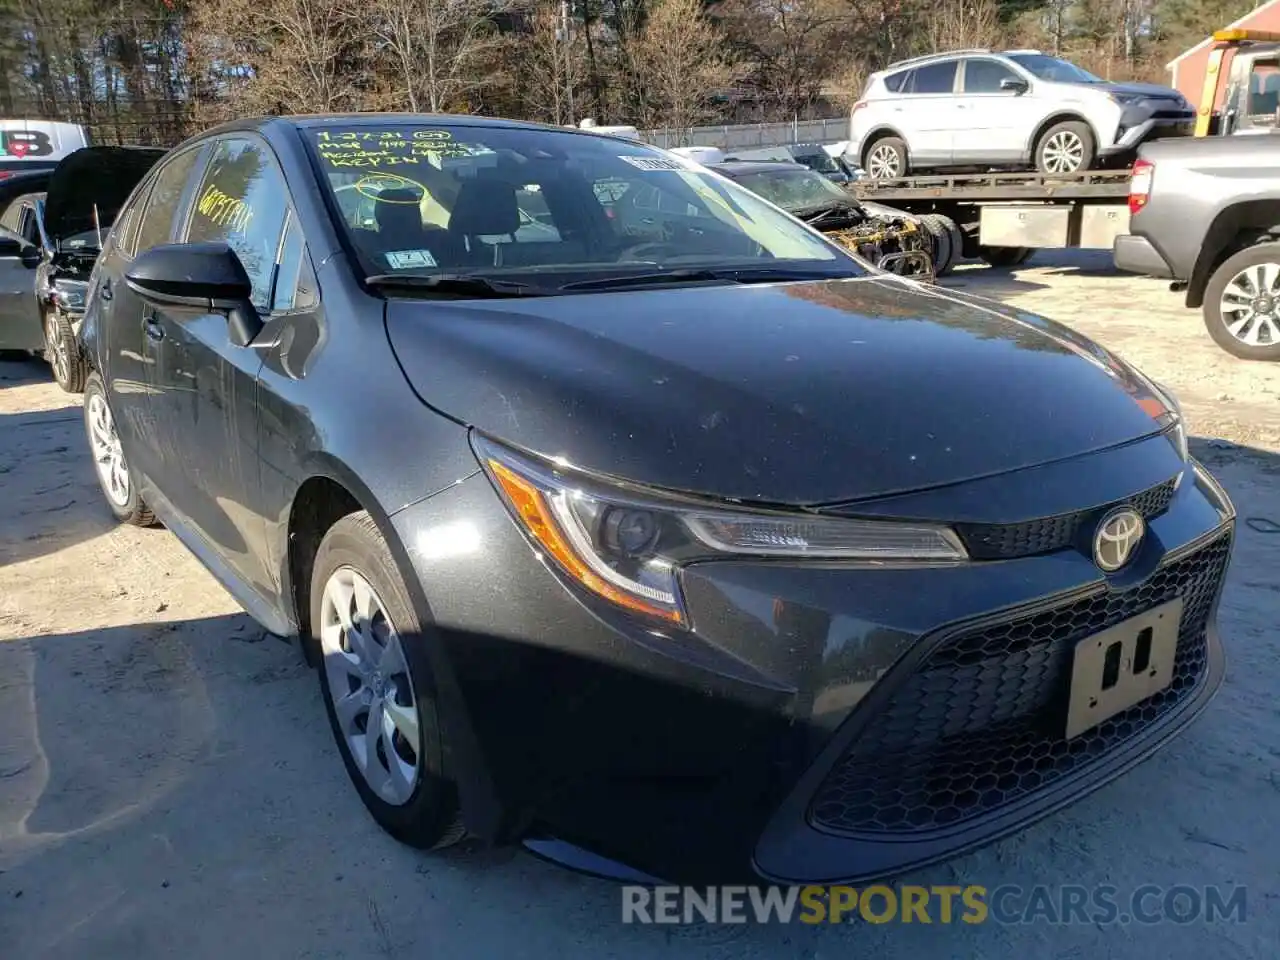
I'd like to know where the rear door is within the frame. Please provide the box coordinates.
[896,60,960,164]
[953,58,1042,163]
[0,198,42,350]
[96,142,209,489]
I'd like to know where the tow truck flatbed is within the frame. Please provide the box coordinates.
[852,169,1132,203]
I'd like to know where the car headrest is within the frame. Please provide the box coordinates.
[448,180,520,236]
[375,189,424,236]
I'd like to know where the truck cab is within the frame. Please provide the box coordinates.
[1195,30,1280,137]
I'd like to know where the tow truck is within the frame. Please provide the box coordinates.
[849,29,1280,274]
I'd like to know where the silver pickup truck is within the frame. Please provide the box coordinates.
[1114,134,1280,361]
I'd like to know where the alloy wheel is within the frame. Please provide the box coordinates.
[1219,263,1280,347]
[1041,131,1085,174]
[319,567,421,806]
[86,392,130,507]
[867,145,902,179]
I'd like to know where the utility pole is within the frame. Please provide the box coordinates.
[559,0,576,124]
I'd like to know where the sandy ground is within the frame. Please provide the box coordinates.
[1,251,1278,958]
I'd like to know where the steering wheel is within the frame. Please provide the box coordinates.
[616,241,685,262]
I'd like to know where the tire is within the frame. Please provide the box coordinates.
[1202,242,1280,361]
[44,308,87,394]
[919,215,953,276]
[1034,120,1096,175]
[863,136,909,180]
[83,371,156,526]
[979,245,1032,269]
[942,217,965,271]
[311,511,466,850]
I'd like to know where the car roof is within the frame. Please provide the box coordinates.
[192,112,630,143]
[710,160,809,177]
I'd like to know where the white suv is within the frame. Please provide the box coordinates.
[849,49,1194,179]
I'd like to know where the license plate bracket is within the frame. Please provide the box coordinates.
[1065,597,1184,740]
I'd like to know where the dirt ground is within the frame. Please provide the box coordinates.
[1,250,1278,959]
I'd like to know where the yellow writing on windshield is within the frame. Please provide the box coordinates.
[315,129,471,169]
[355,173,425,203]
[196,183,254,232]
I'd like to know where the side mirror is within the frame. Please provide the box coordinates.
[1000,77,1029,95]
[125,242,264,347]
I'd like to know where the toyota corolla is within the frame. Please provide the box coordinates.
[77,114,1234,885]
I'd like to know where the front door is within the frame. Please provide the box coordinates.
[146,135,289,597]
[952,59,1043,164]
[0,201,42,351]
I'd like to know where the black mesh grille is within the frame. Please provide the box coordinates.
[954,477,1178,561]
[809,531,1231,836]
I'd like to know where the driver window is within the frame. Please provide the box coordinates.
[183,137,289,311]
[1246,61,1280,124]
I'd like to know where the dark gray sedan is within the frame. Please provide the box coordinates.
[78,114,1234,885]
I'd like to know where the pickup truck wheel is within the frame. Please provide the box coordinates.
[1203,243,1280,360]
[979,245,1031,268]
[864,137,908,180]
[1034,121,1095,175]
[919,215,953,275]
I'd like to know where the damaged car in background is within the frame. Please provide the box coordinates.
[35,145,165,391]
[709,160,935,279]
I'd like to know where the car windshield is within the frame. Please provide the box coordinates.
[304,123,857,288]
[1007,54,1101,84]
[729,167,853,213]
[792,152,840,175]
[56,227,102,253]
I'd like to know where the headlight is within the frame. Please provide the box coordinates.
[1147,379,1189,462]
[52,278,88,310]
[475,436,968,627]
[1109,93,1144,106]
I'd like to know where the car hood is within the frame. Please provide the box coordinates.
[1091,80,1187,103]
[41,145,166,244]
[385,277,1169,505]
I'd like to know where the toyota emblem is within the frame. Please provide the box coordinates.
[1092,507,1145,572]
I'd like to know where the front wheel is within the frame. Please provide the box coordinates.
[1034,121,1096,175]
[1202,242,1280,360]
[83,371,155,526]
[312,511,466,849]
[44,309,87,393]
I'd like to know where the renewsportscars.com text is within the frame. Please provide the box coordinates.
[621,884,1247,926]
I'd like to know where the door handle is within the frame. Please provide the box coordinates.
[100,278,113,301]
[143,317,164,343]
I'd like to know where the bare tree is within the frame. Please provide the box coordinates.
[188,0,372,117]
[719,0,843,119]
[923,0,1003,54]
[368,0,513,113]
[523,1,587,125]
[634,0,734,135]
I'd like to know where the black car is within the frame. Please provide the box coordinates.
[79,114,1234,886]
[0,146,163,390]
[709,160,933,279]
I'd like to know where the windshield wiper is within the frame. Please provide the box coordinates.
[364,273,549,298]
[559,266,839,292]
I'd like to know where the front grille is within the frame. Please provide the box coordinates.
[809,531,1231,836]
[954,477,1177,561]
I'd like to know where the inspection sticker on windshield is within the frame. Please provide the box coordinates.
[618,155,686,171]
[385,249,437,269]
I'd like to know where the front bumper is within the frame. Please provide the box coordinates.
[1114,233,1175,278]
[390,437,1234,884]
[1102,115,1194,155]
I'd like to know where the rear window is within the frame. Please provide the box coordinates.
[883,71,909,93]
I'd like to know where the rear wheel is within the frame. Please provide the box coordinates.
[864,137,908,180]
[83,371,155,526]
[1202,242,1280,360]
[312,511,466,849]
[979,245,1032,269]
[1034,120,1095,175]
